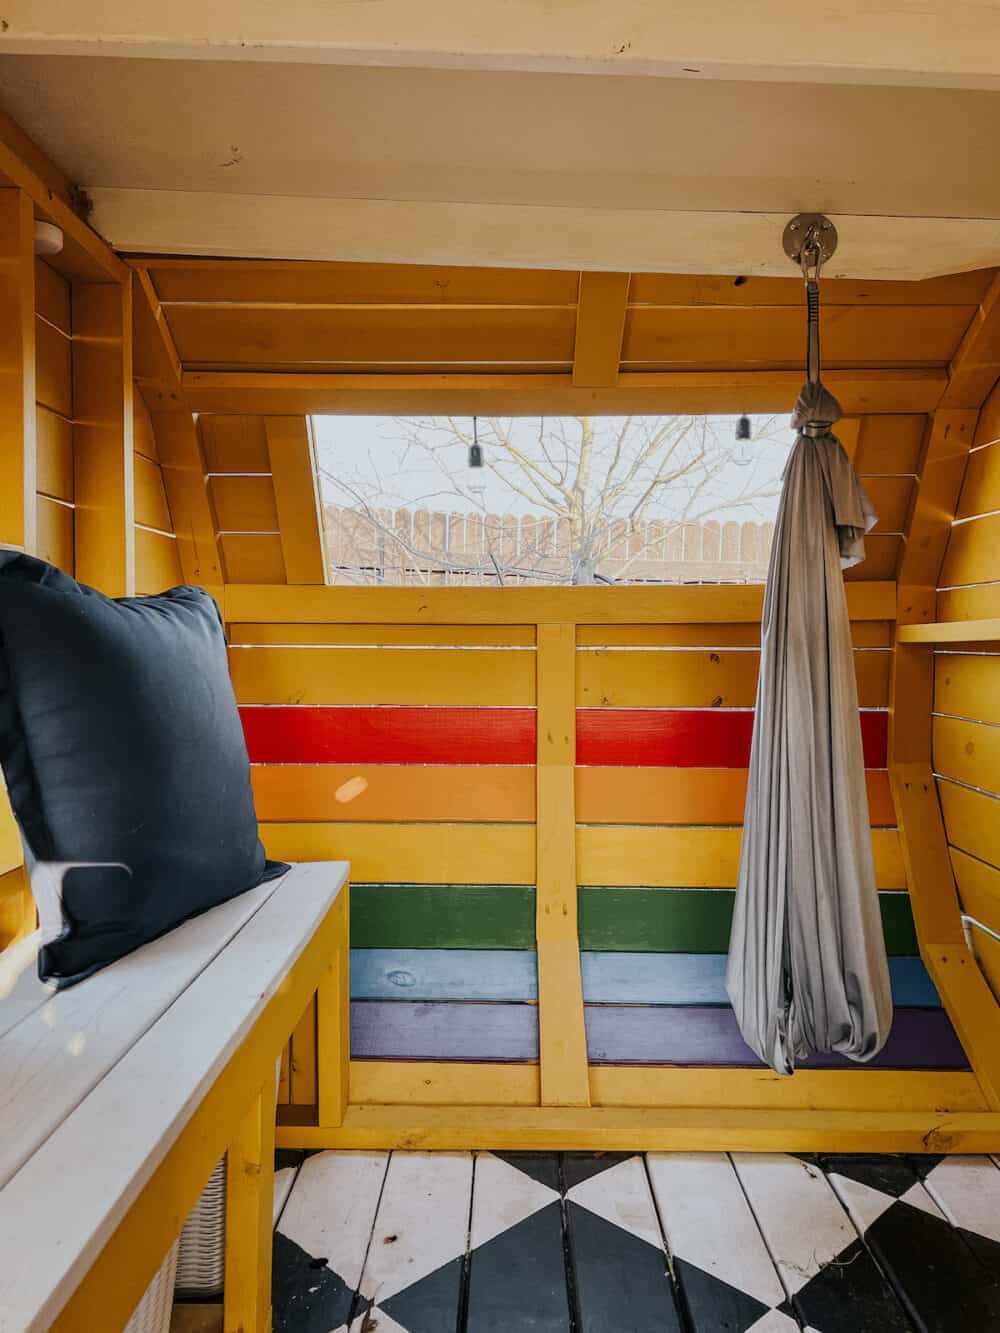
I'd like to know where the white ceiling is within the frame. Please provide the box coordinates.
[3,47,1000,277]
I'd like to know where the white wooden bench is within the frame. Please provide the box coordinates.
[0,860,350,1333]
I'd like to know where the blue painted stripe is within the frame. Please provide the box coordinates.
[349,948,940,1008]
[350,948,538,1001]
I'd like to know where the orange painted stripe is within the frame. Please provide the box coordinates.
[251,764,535,823]
[575,767,896,826]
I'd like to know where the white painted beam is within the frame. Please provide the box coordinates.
[2,1,1000,90]
[89,187,1000,281]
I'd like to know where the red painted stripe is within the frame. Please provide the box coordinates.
[242,706,888,768]
[241,706,537,764]
[576,709,888,768]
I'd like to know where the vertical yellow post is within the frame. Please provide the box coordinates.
[264,416,328,584]
[317,888,351,1126]
[73,280,135,595]
[535,622,590,1107]
[0,188,37,553]
[224,1078,278,1333]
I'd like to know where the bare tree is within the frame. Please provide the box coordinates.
[317,414,788,586]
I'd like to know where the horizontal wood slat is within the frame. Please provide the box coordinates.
[938,780,1000,870]
[934,715,1000,796]
[249,764,894,826]
[577,649,888,708]
[210,474,279,532]
[349,1061,541,1107]
[937,585,1000,621]
[576,826,904,888]
[347,947,938,1007]
[230,622,536,647]
[956,441,1000,519]
[35,315,71,417]
[34,259,70,334]
[261,822,536,884]
[854,415,927,475]
[35,496,73,573]
[231,647,536,706]
[346,1002,966,1068]
[199,414,271,473]
[251,764,535,823]
[35,407,73,502]
[576,708,888,767]
[627,272,994,309]
[575,766,896,826]
[578,887,917,955]
[166,305,577,368]
[935,652,1000,724]
[242,706,536,764]
[222,582,897,625]
[349,884,536,949]
[133,453,173,532]
[940,513,1000,588]
[622,305,971,369]
[576,623,893,648]
[951,847,1000,933]
[219,533,286,583]
[584,1006,967,1069]
[241,705,888,766]
[134,527,182,595]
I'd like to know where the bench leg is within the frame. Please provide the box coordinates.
[317,887,350,1127]
[224,1078,277,1333]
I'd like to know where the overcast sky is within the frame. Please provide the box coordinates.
[313,414,796,523]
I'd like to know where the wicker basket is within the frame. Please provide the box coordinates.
[175,1155,227,1297]
[124,1239,179,1333]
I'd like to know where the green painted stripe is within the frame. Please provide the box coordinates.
[578,887,918,956]
[350,883,536,949]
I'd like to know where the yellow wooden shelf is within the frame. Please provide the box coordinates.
[897,618,1000,644]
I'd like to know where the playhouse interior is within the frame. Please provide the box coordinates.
[2,16,1000,1331]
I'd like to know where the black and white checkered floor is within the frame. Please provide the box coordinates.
[270,1150,1000,1332]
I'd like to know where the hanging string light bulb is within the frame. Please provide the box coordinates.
[468,416,483,468]
[734,414,753,466]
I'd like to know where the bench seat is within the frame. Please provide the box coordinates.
[0,860,349,1333]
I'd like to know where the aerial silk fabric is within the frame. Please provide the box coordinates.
[726,382,893,1074]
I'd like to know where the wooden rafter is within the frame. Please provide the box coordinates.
[939,270,1000,409]
[572,272,629,387]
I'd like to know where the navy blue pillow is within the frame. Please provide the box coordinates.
[0,553,284,987]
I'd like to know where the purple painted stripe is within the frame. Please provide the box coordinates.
[351,999,539,1062]
[349,1000,967,1068]
[584,1006,969,1069]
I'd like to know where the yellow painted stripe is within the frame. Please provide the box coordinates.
[251,764,535,822]
[935,653,1000,725]
[576,825,905,888]
[939,780,1000,869]
[230,622,536,647]
[576,767,896,827]
[260,822,536,884]
[222,581,897,626]
[577,648,888,708]
[934,715,1000,796]
[590,1066,987,1111]
[577,622,892,648]
[957,441,1000,519]
[951,846,1000,933]
[941,513,1000,588]
[351,1062,540,1107]
[230,645,536,706]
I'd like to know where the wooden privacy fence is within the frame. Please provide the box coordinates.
[220,581,995,1152]
[323,504,774,585]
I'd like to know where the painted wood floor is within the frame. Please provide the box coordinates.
[269,1148,1000,1333]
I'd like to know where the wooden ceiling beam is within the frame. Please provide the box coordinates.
[5,2,1000,91]
[181,368,946,418]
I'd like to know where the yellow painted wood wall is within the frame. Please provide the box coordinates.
[936,380,1000,997]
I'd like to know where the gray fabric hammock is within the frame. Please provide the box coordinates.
[726,381,893,1074]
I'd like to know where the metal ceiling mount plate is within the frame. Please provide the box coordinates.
[783,213,838,276]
